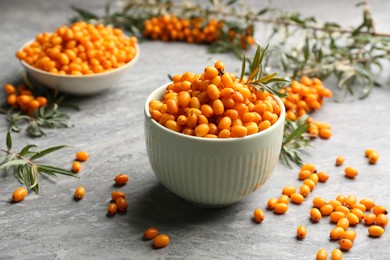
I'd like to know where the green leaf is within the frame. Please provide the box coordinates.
[30,145,69,160]
[226,0,238,6]
[257,7,269,16]
[38,165,79,178]
[6,130,12,150]
[20,145,38,156]
[0,159,27,170]
[71,6,99,20]
[240,51,246,82]
[31,164,39,188]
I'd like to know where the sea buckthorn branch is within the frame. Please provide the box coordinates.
[72,0,390,98]
[1,75,76,137]
[0,131,78,193]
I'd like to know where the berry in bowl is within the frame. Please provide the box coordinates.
[144,58,286,207]
[16,22,139,95]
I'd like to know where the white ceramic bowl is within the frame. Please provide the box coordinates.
[144,84,286,207]
[18,40,139,95]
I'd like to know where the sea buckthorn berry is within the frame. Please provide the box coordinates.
[310,208,322,222]
[153,234,170,248]
[320,204,334,216]
[267,198,278,210]
[274,203,288,214]
[335,156,345,166]
[74,186,85,200]
[297,225,306,239]
[373,205,388,215]
[303,179,316,191]
[12,187,28,202]
[345,195,357,208]
[195,124,210,137]
[316,249,328,260]
[7,94,17,106]
[5,84,16,94]
[116,197,128,211]
[301,163,315,173]
[368,225,384,237]
[278,195,290,204]
[114,174,129,185]
[368,151,379,164]
[144,227,159,240]
[360,198,375,211]
[336,195,346,205]
[335,206,350,215]
[300,185,310,197]
[342,229,357,241]
[290,193,304,204]
[107,203,117,216]
[309,174,319,184]
[346,213,360,226]
[351,208,364,221]
[337,218,350,230]
[319,128,332,139]
[253,208,265,223]
[331,212,346,223]
[332,249,343,260]
[329,200,342,209]
[364,213,377,225]
[36,96,47,106]
[282,186,296,197]
[313,197,327,209]
[111,191,126,201]
[298,170,311,180]
[376,214,388,228]
[72,161,82,173]
[316,171,329,182]
[76,151,89,161]
[330,227,345,240]
[339,239,353,251]
[231,125,247,137]
[353,203,366,212]
[365,148,375,157]
[344,166,358,178]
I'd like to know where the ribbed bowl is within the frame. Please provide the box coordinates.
[144,85,285,207]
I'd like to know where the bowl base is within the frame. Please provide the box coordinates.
[183,198,240,208]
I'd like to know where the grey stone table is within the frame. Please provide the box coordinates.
[1,0,390,259]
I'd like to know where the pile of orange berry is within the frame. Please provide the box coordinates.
[106,174,130,216]
[281,76,333,139]
[149,61,281,138]
[72,151,89,173]
[4,83,47,115]
[15,22,137,75]
[310,194,387,258]
[143,15,255,49]
[264,163,328,215]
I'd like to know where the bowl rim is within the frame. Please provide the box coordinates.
[145,84,286,143]
[18,39,140,78]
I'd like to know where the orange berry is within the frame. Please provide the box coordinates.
[107,203,118,215]
[74,186,85,200]
[317,171,329,182]
[376,214,388,228]
[373,205,388,215]
[153,234,170,248]
[36,96,48,106]
[6,94,17,106]
[114,174,129,185]
[342,229,357,241]
[274,203,288,214]
[267,198,278,210]
[144,227,159,240]
[76,151,89,161]
[313,197,326,209]
[116,197,128,211]
[301,163,315,173]
[290,193,304,204]
[335,156,345,166]
[344,166,358,178]
[310,208,322,222]
[368,151,379,164]
[253,208,265,223]
[316,249,328,260]
[297,225,306,239]
[28,100,40,110]
[339,239,353,251]
[282,186,296,197]
[4,84,16,94]
[364,213,377,225]
[360,198,375,211]
[111,191,126,201]
[12,187,28,202]
[330,227,344,240]
[368,225,384,237]
[72,161,81,173]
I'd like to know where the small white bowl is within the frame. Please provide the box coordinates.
[18,40,139,95]
[144,84,286,207]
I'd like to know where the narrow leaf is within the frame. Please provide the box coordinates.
[30,145,69,160]
[6,130,12,150]
[0,159,27,169]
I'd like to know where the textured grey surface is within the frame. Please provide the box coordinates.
[0,0,390,259]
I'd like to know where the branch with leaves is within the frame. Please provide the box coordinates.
[0,131,78,193]
[1,74,77,137]
[71,0,390,99]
